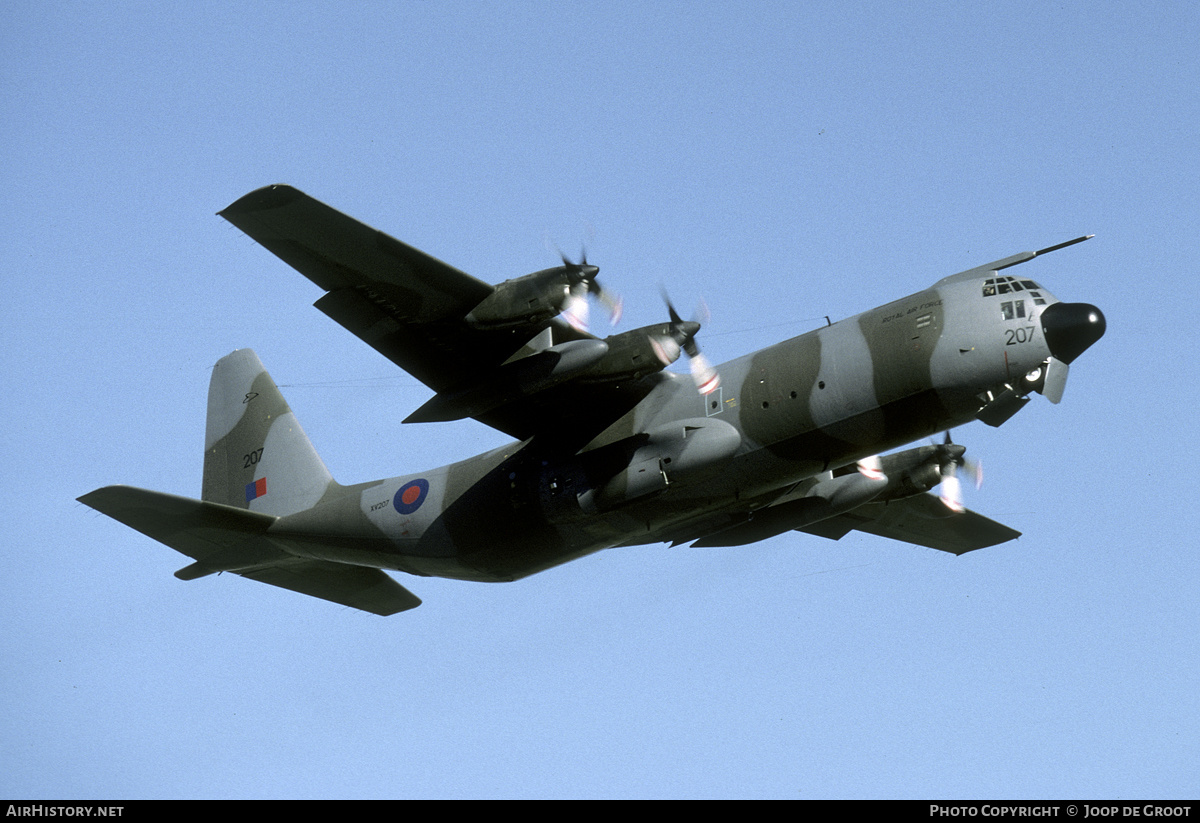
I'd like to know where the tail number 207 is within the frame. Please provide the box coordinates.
[1006,326,1036,346]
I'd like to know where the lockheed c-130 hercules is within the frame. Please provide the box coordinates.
[79,185,1106,615]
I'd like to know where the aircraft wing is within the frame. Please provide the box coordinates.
[78,485,421,616]
[220,185,650,443]
[796,492,1021,555]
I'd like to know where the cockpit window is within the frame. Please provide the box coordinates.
[1000,299,1026,320]
[984,275,1042,298]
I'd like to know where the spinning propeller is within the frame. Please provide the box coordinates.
[649,293,720,395]
[856,432,982,513]
[557,248,623,332]
[933,432,983,514]
[857,454,885,482]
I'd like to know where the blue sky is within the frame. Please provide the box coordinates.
[3,1,1197,799]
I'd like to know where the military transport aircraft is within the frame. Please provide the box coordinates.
[78,185,1106,615]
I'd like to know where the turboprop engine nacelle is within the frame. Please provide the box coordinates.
[689,444,953,548]
[465,265,589,329]
[872,445,946,503]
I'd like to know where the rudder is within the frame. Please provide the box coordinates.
[203,349,335,516]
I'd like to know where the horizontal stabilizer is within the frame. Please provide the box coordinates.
[240,561,421,616]
[797,492,1020,555]
[78,485,421,615]
[79,485,280,569]
[174,561,220,580]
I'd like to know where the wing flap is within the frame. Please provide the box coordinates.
[313,286,481,391]
[797,492,1021,555]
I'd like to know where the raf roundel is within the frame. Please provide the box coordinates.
[393,479,429,515]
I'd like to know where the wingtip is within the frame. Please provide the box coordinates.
[1034,234,1094,257]
[219,184,301,218]
[77,484,125,507]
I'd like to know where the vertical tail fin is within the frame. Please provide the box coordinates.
[202,349,335,516]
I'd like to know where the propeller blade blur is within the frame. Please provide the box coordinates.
[690,352,720,395]
[939,468,965,513]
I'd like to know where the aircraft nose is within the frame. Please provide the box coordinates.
[1040,302,1106,363]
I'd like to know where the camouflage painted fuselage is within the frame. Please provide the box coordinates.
[78,185,1106,614]
[265,272,1076,582]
